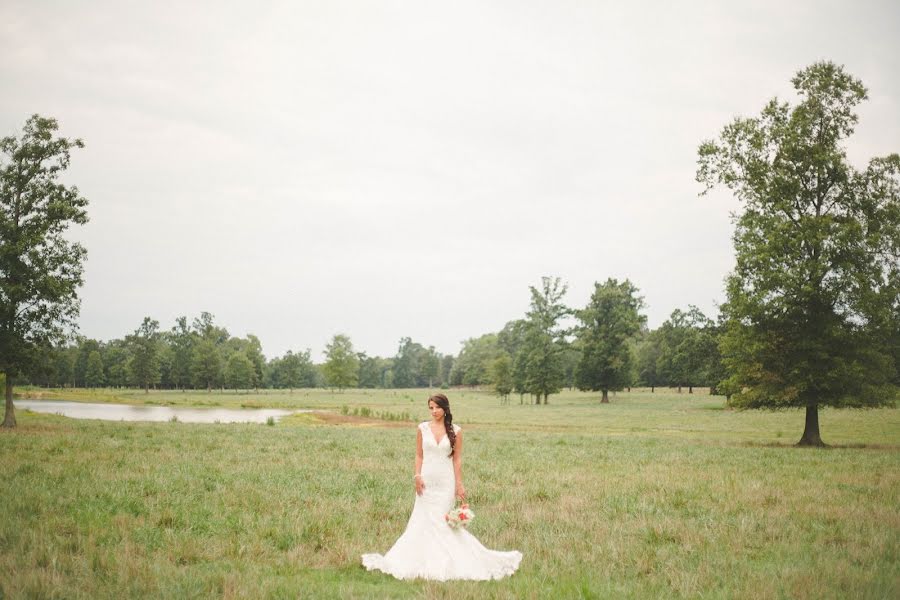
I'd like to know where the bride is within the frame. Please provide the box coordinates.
[361,393,522,581]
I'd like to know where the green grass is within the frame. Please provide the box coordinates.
[3,388,899,598]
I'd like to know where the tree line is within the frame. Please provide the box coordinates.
[18,279,724,405]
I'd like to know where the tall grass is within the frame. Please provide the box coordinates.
[2,389,898,598]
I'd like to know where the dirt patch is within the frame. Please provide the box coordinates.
[15,390,54,400]
[297,411,413,428]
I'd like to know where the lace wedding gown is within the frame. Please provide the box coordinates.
[361,422,522,581]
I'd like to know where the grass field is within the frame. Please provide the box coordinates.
[3,387,899,598]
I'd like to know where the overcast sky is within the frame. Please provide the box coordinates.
[2,1,898,360]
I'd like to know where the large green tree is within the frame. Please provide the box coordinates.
[74,337,100,387]
[103,339,130,388]
[520,276,569,404]
[450,334,500,387]
[245,334,266,391]
[655,307,717,393]
[323,334,359,391]
[190,313,226,391]
[498,319,530,402]
[697,61,900,446]
[423,346,441,388]
[191,339,222,392]
[54,345,75,387]
[84,350,104,388]
[393,337,426,388]
[270,349,316,391]
[356,352,390,389]
[168,316,195,390]
[0,115,89,427]
[225,352,254,390]
[636,330,662,392]
[574,278,646,403]
[127,317,161,393]
[489,353,513,403]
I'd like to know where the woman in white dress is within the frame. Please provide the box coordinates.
[361,393,522,581]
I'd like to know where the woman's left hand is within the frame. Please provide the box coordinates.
[455,482,466,500]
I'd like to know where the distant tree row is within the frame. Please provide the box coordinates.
[21,288,725,402]
[29,313,274,392]
[23,313,458,393]
[446,277,724,404]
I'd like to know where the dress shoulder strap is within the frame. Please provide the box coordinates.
[452,423,461,434]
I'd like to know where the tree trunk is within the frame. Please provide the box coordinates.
[2,375,15,428]
[651,386,654,393]
[677,385,682,393]
[688,386,693,394]
[601,389,609,403]
[797,404,826,447]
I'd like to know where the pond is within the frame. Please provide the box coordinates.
[16,400,307,424]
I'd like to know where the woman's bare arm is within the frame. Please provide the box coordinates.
[414,427,425,495]
[453,430,465,500]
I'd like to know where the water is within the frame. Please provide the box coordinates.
[16,400,306,424]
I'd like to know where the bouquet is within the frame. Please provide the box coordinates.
[445,503,475,529]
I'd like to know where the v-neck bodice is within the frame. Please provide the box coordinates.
[419,421,460,459]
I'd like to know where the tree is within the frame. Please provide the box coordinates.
[0,115,89,427]
[560,343,582,390]
[85,350,104,388]
[225,352,254,390]
[323,334,359,391]
[440,355,454,387]
[697,61,900,446]
[656,307,716,393]
[157,344,174,389]
[127,317,161,393]
[74,338,100,387]
[192,339,222,392]
[245,334,266,391]
[275,349,315,392]
[520,276,569,404]
[636,330,662,392]
[450,334,501,387]
[26,344,59,387]
[393,337,427,388]
[423,346,441,388]
[499,319,530,403]
[574,278,646,403]
[192,311,228,345]
[169,316,194,390]
[54,345,75,387]
[489,353,513,403]
[357,352,389,389]
[102,340,130,388]
[191,312,226,391]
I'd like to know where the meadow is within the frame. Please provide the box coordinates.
[3,387,898,599]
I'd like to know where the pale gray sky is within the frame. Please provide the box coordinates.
[2,0,898,359]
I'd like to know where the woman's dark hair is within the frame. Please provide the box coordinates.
[428,393,456,456]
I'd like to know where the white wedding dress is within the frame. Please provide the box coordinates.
[361,422,522,581]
